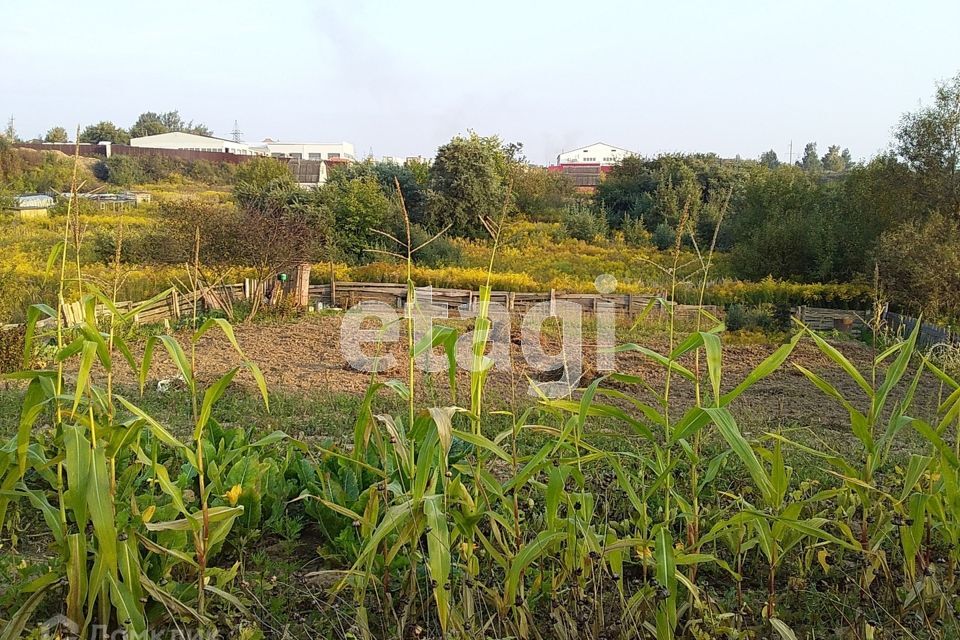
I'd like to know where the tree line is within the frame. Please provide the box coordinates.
[5,74,960,321]
[0,110,212,145]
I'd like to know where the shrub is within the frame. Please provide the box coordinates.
[622,215,651,247]
[409,224,463,267]
[651,222,676,250]
[878,212,960,322]
[235,156,293,188]
[724,303,791,332]
[95,155,145,186]
[89,227,161,265]
[561,207,608,242]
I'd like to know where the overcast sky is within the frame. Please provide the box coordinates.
[2,0,958,164]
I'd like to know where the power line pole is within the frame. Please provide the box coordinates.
[230,120,243,143]
[788,140,793,165]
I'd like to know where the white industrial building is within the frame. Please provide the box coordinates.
[557,142,636,165]
[382,155,432,165]
[257,140,356,161]
[129,132,263,155]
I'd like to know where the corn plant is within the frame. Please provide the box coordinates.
[0,184,272,637]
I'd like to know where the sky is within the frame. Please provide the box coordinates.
[2,0,959,165]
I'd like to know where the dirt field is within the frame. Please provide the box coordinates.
[127,314,948,443]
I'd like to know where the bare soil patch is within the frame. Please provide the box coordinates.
[123,314,947,440]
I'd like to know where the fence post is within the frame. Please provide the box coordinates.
[292,262,311,308]
[171,289,181,320]
[329,262,337,308]
[549,288,556,316]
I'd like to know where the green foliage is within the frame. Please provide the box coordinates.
[621,215,651,247]
[561,205,608,242]
[319,175,390,262]
[723,303,792,332]
[651,221,676,250]
[800,142,822,171]
[94,155,145,186]
[879,212,960,321]
[234,157,294,189]
[895,71,960,215]
[0,285,274,638]
[728,166,845,281]
[408,224,462,267]
[327,159,429,226]
[43,127,68,143]
[129,110,212,138]
[511,164,576,216]
[3,198,960,638]
[596,154,754,248]
[759,149,780,169]
[79,121,130,145]
[0,141,93,193]
[427,131,512,236]
[405,157,431,186]
[821,144,850,172]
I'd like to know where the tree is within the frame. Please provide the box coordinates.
[841,148,852,168]
[728,166,843,282]
[129,112,168,138]
[878,212,960,320]
[596,153,755,239]
[759,149,780,169]
[79,121,130,144]
[326,160,429,227]
[427,132,511,237]
[895,72,960,216]
[800,142,821,171]
[234,157,294,189]
[2,117,16,142]
[44,127,68,143]
[94,156,145,186]
[320,176,391,262]
[562,206,608,242]
[232,178,330,316]
[821,145,847,172]
[405,158,431,186]
[511,165,575,216]
[130,110,212,138]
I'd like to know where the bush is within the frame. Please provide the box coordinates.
[675,277,871,307]
[188,159,235,184]
[90,227,161,265]
[651,222,676,250]
[95,155,145,186]
[622,216,651,247]
[723,304,790,333]
[235,156,294,189]
[878,212,960,322]
[561,207,608,242]
[409,224,463,267]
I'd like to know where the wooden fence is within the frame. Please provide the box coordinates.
[5,281,958,351]
[4,285,247,332]
[792,306,869,333]
[306,282,669,317]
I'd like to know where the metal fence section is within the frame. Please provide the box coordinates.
[884,310,958,347]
